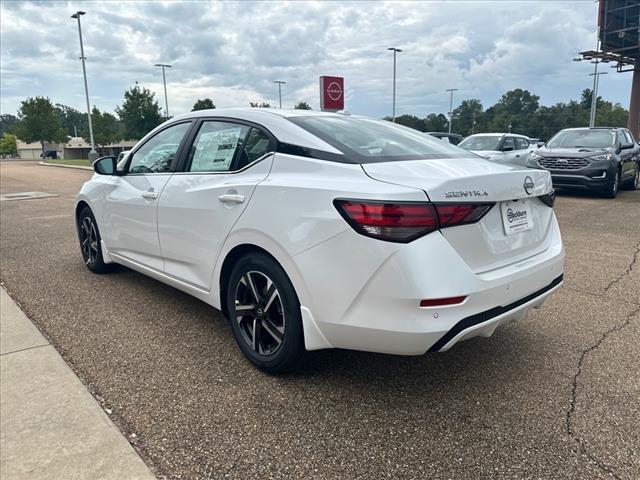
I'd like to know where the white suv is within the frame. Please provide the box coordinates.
[459,133,533,167]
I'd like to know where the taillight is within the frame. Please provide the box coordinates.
[538,190,555,208]
[434,203,494,227]
[334,199,494,243]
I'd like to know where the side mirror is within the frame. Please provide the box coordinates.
[621,142,634,150]
[93,156,117,175]
[537,141,545,148]
[502,146,514,152]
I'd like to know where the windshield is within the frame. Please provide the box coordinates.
[289,116,470,162]
[546,130,616,149]
[459,136,501,151]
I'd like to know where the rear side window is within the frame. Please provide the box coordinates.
[187,121,249,172]
[289,116,470,163]
[241,128,273,166]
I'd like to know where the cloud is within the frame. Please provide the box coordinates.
[0,0,632,119]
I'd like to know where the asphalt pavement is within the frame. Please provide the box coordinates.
[0,160,638,479]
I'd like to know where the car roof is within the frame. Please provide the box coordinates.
[152,108,349,154]
[560,127,619,131]
[465,133,529,138]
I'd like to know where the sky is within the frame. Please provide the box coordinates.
[0,0,633,119]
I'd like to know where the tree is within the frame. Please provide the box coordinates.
[387,114,425,131]
[249,102,271,108]
[0,133,17,156]
[293,101,311,110]
[0,114,17,135]
[452,99,483,136]
[192,98,216,111]
[55,104,87,137]
[116,85,163,140]
[14,97,66,157]
[423,113,449,132]
[86,107,121,146]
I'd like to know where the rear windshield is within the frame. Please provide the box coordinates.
[289,116,471,163]
[546,129,617,149]
[459,135,502,151]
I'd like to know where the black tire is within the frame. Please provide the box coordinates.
[225,252,304,373]
[602,168,620,198]
[621,163,639,191]
[77,206,112,273]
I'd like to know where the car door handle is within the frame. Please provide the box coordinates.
[218,194,245,204]
[142,190,158,199]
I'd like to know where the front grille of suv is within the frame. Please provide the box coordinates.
[538,157,590,170]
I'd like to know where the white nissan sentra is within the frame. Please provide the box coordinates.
[76,108,565,372]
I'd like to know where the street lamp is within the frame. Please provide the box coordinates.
[71,11,97,160]
[387,47,402,122]
[574,33,603,128]
[154,64,172,117]
[445,88,459,133]
[273,81,286,108]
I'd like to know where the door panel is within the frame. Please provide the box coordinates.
[157,156,273,290]
[101,121,192,271]
[102,175,172,271]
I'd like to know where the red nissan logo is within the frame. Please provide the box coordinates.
[327,81,343,101]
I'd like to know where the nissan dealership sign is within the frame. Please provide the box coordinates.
[319,76,344,111]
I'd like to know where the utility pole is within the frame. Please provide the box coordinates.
[154,64,172,117]
[71,11,97,161]
[388,48,402,122]
[446,88,458,133]
[273,81,286,108]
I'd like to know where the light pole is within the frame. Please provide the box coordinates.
[388,47,402,122]
[71,11,97,160]
[154,64,172,117]
[589,71,608,126]
[446,88,458,133]
[273,81,286,108]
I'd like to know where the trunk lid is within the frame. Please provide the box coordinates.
[362,157,555,273]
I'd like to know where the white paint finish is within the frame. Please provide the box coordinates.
[157,156,273,290]
[100,174,172,271]
[76,109,565,358]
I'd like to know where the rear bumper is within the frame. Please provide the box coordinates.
[295,214,565,355]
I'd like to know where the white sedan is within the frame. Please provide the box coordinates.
[76,109,564,372]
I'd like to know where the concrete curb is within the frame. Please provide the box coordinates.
[39,161,93,171]
[0,287,156,479]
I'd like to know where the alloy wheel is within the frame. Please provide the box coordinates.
[635,165,639,190]
[80,216,99,265]
[234,271,285,356]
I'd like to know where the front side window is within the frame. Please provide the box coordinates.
[290,116,469,162]
[622,130,635,146]
[515,137,529,150]
[501,137,515,150]
[128,122,191,174]
[546,129,617,149]
[188,122,249,172]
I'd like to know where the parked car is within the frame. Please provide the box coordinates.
[458,133,532,167]
[527,127,639,198]
[40,150,58,160]
[116,150,131,163]
[426,132,463,145]
[76,109,564,372]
